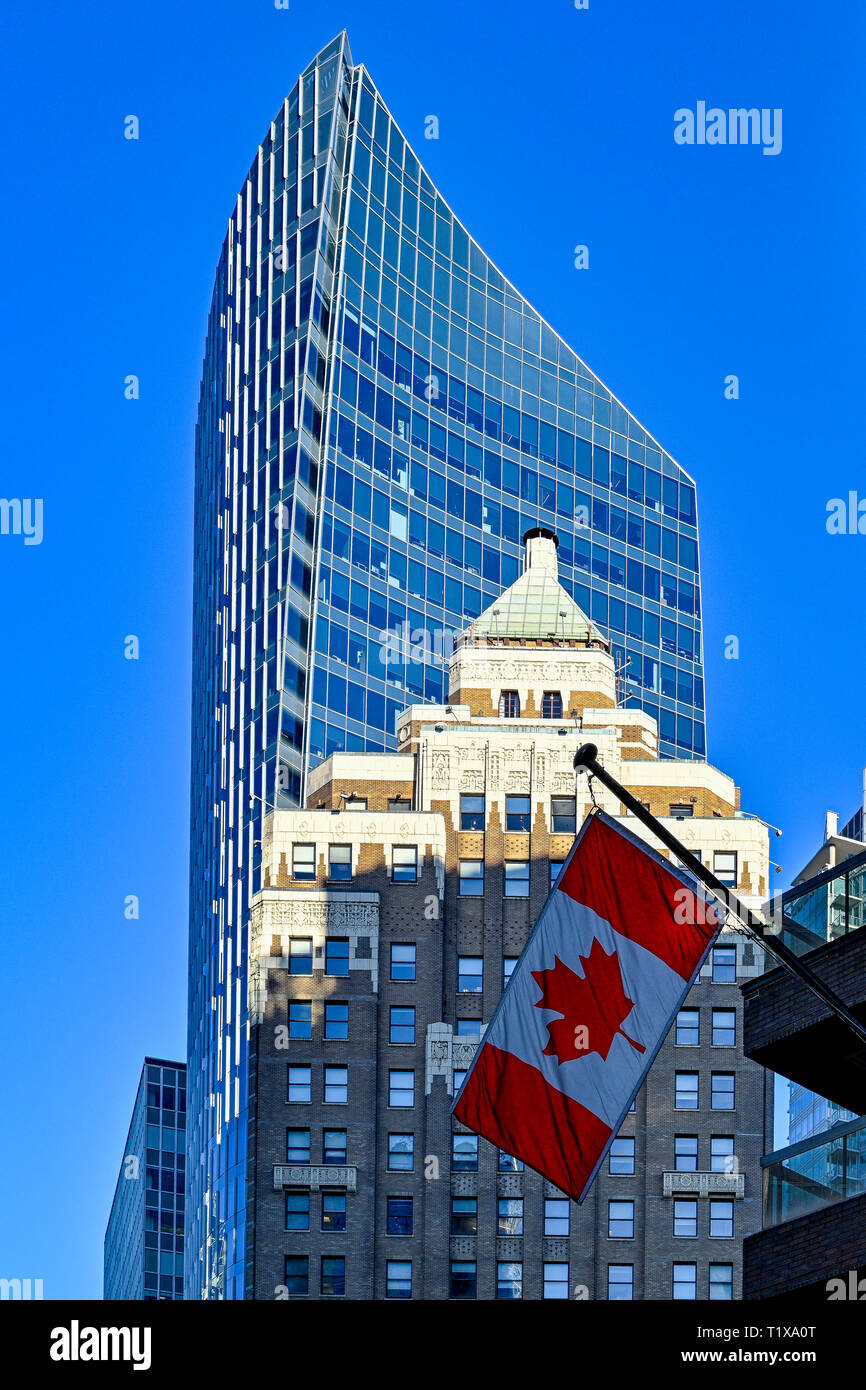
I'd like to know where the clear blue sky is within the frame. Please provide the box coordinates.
[0,0,862,1298]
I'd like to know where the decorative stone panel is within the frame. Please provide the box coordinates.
[497,1174,524,1198]
[663,1171,745,1198]
[543,1239,570,1261]
[425,1022,480,1095]
[450,1238,476,1259]
[450,1174,477,1197]
[273,1165,358,1191]
[496,1238,523,1261]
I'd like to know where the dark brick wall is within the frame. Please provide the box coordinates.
[744,1192,866,1300]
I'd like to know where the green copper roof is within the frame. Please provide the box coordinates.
[469,531,608,646]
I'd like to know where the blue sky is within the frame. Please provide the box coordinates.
[0,0,862,1297]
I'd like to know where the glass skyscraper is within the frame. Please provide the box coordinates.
[104,1058,186,1300]
[189,31,705,1298]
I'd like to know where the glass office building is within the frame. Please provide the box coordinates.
[104,1059,186,1300]
[189,32,706,1297]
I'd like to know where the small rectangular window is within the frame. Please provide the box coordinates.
[328,844,352,881]
[322,1192,346,1232]
[389,1006,415,1044]
[386,1259,412,1298]
[711,1137,735,1174]
[293,843,316,880]
[388,1134,414,1171]
[450,1260,477,1299]
[325,939,350,976]
[709,1263,733,1300]
[451,1196,477,1235]
[284,1255,308,1297]
[503,957,519,987]
[710,1200,734,1238]
[287,1066,311,1103]
[669,804,693,819]
[543,1263,569,1300]
[712,945,737,982]
[324,1066,348,1104]
[544,1198,570,1236]
[675,1009,700,1046]
[505,795,531,832]
[386,1196,413,1236]
[322,1130,346,1164]
[608,1264,633,1300]
[673,1263,697,1300]
[389,1070,414,1107]
[289,938,313,975]
[321,1255,345,1297]
[711,1073,735,1110]
[674,1199,698,1237]
[392,845,418,881]
[712,1009,736,1047]
[324,1002,349,1040]
[498,1197,523,1235]
[504,860,529,897]
[460,794,485,830]
[452,1134,478,1171]
[288,1001,311,1039]
[388,796,412,812]
[458,955,483,992]
[608,1200,634,1239]
[498,1150,524,1172]
[459,859,484,896]
[343,797,367,810]
[550,797,576,834]
[675,1072,699,1110]
[675,1136,698,1172]
[285,1191,310,1231]
[550,860,564,888]
[609,1137,635,1175]
[390,943,416,980]
[286,1128,310,1164]
[713,851,738,886]
[497,1261,523,1299]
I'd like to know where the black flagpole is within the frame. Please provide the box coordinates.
[573,742,866,1051]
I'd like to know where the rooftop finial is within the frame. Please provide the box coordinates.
[523,527,559,574]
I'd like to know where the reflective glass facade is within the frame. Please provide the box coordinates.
[189,32,706,1297]
[104,1059,186,1300]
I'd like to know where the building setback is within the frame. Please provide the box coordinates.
[190,29,711,1301]
[104,1058,186,1301]
[245,532,771,1300]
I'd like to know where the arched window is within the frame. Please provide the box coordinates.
[541,692,563,719]
[498,690,520,718]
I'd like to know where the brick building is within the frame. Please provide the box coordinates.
[244,530,772,1299]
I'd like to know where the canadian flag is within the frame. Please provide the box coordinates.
[452,809,722,1202]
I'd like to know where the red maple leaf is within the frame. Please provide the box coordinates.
[531,939,646,1066]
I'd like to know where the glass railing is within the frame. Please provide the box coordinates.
[764,849,866,961]
[763,1115,866,1226]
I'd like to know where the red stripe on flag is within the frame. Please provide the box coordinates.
[557,813,716,980]
[453,1042,612,1203]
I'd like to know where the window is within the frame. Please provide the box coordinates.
[329,844,352,881]
[343,797,367,809]
[321,1255,345,1296]
[451,1196,477,1235]
[609,1137,635,1175]
[288,1066,311,1103]
[544,1198,570,1236]
[709,1263,733,1300]
[541,691,563,719]
[608,1200,634,1238]
[674,1200,698,1237]
[289,938,313,975]
[389,1070,414,1107]
[386,1260,412,1299]
[675,1072,699,1109]
[675,1136,698,1172]
[392,845,418,882]
[460,794,485,830]
[388,796,412,812]
[499,690,520,718]
[551,797,576,834]
[673,1263,697,1300]
[390,1006,415,1044]
[710,1200,734,1238]
[458,956,483,992]
[498,1151,524,1172]
[289,1001,311,1039]
[498,1198,523,1235]
[714,851,738,886]
[504,861,529,897]
[325,939,350,975]
[391,943,416,980]
[284,1256,308,1297]
[712,1073,735,1110]
[285,1192,310,1231]
[503,957,519,987]
[322,1192,346,1232]
[711,1137,735,1174]
[387,1196,413,1236]
[608,1265,633,1300]
[459,859,484,896]
[505,795,531,831]
[712,945,737,982]
[450,1260,477,1299]
[543,1263,569,1299]
[452,1134,478,1170]
[324,1002,349,1040]
[324,1066,348,1104]
[550,860,564,888]
[456,1017,482,1039]
[388,1134,414,1171]
[712,1009,736,1047]
[287,1129,310,1165]
[453,1069,467,1092]
[497,1262,523,1299]
[293,844,316,880]
[676,1009,700,1045]
[323,1130,346,1164]
[669,803,693,819]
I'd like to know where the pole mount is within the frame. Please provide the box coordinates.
[573,743,599,770]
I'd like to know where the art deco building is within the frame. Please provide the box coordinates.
[244,531,771,1300]
[104,1059,186,1300]
[190,32,709,1297]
